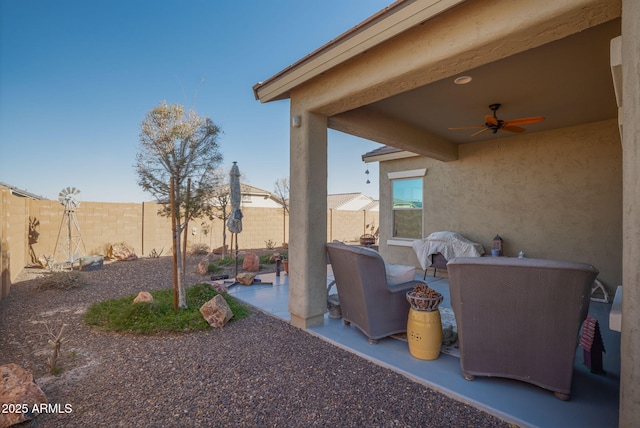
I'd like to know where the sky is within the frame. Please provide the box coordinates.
[0,0,389,203]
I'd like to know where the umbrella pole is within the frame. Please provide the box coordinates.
[234,232,239,277]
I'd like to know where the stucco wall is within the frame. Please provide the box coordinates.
[379,119,622,293]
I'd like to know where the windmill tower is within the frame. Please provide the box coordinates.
[53,187,85,268]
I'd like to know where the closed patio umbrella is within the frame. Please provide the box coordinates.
[227,161,243,277]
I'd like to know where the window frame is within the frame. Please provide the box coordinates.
[388,169,426,241]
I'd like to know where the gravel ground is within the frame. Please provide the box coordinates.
[0,256,512,427]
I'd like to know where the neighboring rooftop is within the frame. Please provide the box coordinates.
[327,192,378,211]
[0,181,47,200]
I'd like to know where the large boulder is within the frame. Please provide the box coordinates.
[200,295,233,328]
[0,364,47,428]
[242,253,259,272]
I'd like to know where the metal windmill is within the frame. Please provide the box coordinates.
[53,187,85,268]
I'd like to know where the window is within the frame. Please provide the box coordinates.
[390,171,424,239]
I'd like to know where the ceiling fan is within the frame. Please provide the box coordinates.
[449,103,545,137]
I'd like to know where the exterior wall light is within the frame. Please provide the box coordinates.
[291,115,302,127]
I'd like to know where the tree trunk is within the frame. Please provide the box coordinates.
[171,177,187,310]
[175,229,186,309]
[182,179,191,281]
[221,209,227,259]
[171,178,179,312]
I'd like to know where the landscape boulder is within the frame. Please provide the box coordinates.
[196,252,218,276]
[242,253,259,272]
[109,244,138,261]
[133,291,154,303]
[200,294,233,328]
[212,245,228,255]
[0,364,47,428]
[236,272,257,286]
[196,260,208,276]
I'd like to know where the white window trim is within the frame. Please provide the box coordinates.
[387,168,427,245]
[387,168,427,180]
[387,238,416,247]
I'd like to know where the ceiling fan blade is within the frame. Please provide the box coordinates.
[485,115,499,126]
[448,125,487,130]
[503,116,545,127]
[471,127,491,137]
[502,126,526,133]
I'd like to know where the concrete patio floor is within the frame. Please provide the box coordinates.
[226,269,620,428]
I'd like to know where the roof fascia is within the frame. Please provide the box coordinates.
[253,0,467,103]
[363,150,419,163]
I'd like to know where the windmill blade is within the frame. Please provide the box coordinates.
[471,127,491,137]
[503,116,545,127]
[448,125,487,130]
[485,115,499,126]
[502,126,526,133]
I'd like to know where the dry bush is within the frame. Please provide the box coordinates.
[189,243,210,256]
[37,271,87,291]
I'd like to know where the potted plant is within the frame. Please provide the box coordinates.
[270,252,288,274]
[406,283,443,311]
[406,283,444,360]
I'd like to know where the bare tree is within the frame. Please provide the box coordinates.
[136,101,222,309]
[273,177,289,246]
[209,167,231,258]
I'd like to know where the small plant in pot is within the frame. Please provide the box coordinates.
[406,283,443,311]
[269,252,288,274]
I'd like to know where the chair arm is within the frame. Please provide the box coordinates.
[387,280,423,295]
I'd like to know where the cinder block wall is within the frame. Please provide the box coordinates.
[1,190,29,298]
[328,209,379,243]
[0,192,377,301]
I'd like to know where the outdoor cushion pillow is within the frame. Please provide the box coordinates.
[385,263,416,286]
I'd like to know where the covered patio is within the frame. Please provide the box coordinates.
[227,270,620,427]
[253,0,639,425]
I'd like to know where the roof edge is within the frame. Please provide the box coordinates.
[253,0,466,103]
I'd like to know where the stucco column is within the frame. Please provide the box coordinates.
[620,0,640,426]
[288,110,328,328]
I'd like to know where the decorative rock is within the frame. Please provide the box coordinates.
[212,245,228,255]
[79,255,104,271]
[208,281,228,293]
[196,252,220,276]
[236,272,257,286]
[0,364,47,428]
[200,294,233,328]
[110,244,138,261]
[242,253,259,272]
[196,260,209,276]
[133,291,154,303]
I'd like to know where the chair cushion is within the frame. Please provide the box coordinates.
[385,263,416,285]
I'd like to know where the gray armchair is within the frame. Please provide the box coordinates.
[448,256,599,400]
[326,242,422,344]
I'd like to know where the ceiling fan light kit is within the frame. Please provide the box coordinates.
[449,103,545,137]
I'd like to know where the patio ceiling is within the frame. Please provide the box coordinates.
[334,18,620,146]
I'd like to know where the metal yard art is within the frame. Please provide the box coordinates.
[53,186,86,269]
